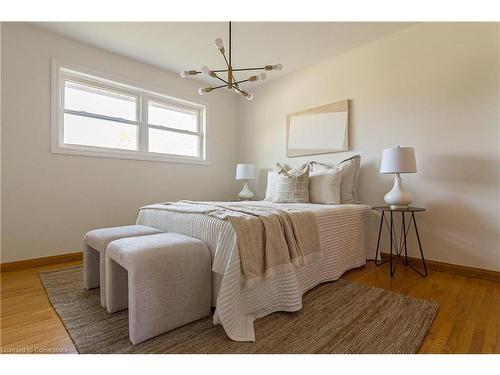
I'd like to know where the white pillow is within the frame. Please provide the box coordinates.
[309,166,343,205]
[264,171,278,201]
[312,155,361,204]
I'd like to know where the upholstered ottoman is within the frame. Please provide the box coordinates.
[105,233,211,345]
[83,225,162,308]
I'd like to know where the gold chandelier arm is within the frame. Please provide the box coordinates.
[218,48,235,87]
[230,72,237,88]
[180,70,202,77]
[232,85,246,95]
[214,75,229,86]
[219,49,230,69]
[234,78,250,85]
[216,36,236,87]
[234,72,266,85]
[221,53,236,85]
[231,67,267,72]
[211,84,228,90]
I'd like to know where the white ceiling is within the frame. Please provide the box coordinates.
[34,22,414,87]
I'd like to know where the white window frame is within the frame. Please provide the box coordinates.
[51,59,208,165]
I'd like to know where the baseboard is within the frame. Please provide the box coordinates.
[1,252,83,272]
[2,250,498,281]
[380,252,500,282]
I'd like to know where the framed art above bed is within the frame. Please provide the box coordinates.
[286,99,350,157]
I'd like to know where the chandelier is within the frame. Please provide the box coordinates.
[179,22,282,101]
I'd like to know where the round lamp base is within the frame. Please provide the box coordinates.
[384,176,413,209]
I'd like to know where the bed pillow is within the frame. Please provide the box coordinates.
[264,171,278,201]
[274,162,307,175]
[264,163,306,201]
[309,165,343,205]
[273,164,310,203]
[312,155,361,204]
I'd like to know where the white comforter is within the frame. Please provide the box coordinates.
[136,201,379,341]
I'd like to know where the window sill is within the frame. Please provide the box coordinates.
[51,144,210,166]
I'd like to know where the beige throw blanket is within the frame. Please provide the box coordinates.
[139,201,321,287]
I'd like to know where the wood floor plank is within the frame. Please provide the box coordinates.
[1,260,499,354]
[418,272,462,353]
[468,279,493,353]
[451,277,482,353]
[482,282,500,353]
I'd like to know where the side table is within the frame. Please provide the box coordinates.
[372,206,428,277]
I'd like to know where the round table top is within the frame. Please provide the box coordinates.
[372,206,425,212]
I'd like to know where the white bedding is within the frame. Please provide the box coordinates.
[136,201,379,341]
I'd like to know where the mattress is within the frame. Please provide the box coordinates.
[137,201,379,341]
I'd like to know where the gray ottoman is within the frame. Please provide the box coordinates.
[105,233,212,345]
[83,225,162,308]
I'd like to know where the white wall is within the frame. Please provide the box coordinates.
[237,23,500,272]
[1,23,239,263]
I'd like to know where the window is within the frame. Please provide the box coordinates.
[63,80,139,151]
[52,60,207,164]
[147,100,200,157]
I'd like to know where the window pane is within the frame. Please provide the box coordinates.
[148,101,197,132]
[64,80,136,121]
[64,113,137,150]
[148,128,199,157]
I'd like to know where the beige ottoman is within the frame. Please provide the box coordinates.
[106,233,212,345]
[83,225,162,308]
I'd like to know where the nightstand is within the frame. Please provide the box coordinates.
[372,206,428,277]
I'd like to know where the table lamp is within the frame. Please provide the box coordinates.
[236,164,255,200]
[380,146,417,209]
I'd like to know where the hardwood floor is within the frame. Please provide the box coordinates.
[1,261,80,354]
[1,260,498,354]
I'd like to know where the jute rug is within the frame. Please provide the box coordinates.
[39,266,438,354]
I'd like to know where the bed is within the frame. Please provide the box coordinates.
[136,200,379,341]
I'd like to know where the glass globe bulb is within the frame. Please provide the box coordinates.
[198,88,205,95]
[259,73,267,80]
[180,71,187,78]
[214,38,224,49]
[246,93,253,101]
[274,64,283,71]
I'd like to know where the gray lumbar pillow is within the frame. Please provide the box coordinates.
[311,155,361,204]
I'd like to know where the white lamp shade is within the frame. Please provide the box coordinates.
[236,164,255,180]
[380,147,417,174]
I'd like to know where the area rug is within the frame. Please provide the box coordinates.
[39,266,438,354]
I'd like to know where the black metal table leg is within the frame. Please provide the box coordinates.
[375,211,388,266]
[390,210,396,276]
[410,212,428,277]
[402,212,408,266]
